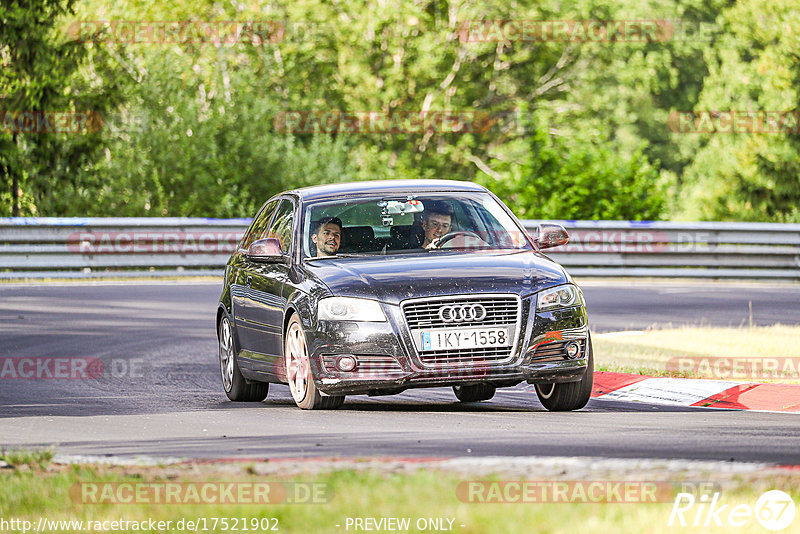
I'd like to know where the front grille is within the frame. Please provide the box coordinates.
[403,295,519,329]
[402,295,520,367]
[529,339,587,362]
[417,347,512,365]
[322,354,405,378]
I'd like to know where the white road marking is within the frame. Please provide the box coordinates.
[599,377,740,405]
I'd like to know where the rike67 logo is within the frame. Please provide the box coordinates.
[669,490,796,531]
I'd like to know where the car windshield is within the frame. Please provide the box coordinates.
[302,192,532,259]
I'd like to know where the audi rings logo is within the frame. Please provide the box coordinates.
[438,304,488,323]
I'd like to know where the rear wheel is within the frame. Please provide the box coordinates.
[285,314,345,410]
[219,315,268,402]
[535,335,594,411]
[453,384,496,402]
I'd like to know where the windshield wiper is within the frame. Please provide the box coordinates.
[426,245,493,251]
[305,253,374,261]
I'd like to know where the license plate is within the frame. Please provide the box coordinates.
[419,327,511,351]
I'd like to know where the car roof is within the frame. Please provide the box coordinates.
[290,179,488,202]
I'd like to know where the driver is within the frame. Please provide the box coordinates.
[421,203,454,248]
[312,217,342,257]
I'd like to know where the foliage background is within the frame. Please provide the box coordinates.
[1,0,798,221]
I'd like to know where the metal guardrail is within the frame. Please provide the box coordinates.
[0,217,248,279]
[528,220,800,279]
[1,218,798,279]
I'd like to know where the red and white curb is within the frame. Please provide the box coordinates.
[592,372,800,412]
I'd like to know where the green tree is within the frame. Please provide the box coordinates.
[0,0,116,216]
[477,109,665,220]
[675,0,800,221]
[9,0,796,221]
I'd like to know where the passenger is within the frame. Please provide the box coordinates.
[312,217,342,257]
[421,203,454,248]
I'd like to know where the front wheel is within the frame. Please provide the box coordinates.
[285,314,345,410]
[534,336,594,411]
[219,315,268,402]
[453,384,496,402]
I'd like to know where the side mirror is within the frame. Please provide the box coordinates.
[247,238,287,263]
[535,223,569,249]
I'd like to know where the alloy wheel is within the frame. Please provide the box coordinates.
[219,317,234,392]
[286,321,309,403]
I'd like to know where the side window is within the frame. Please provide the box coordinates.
[241,200,279,250]
[266,199,295,253]
[458,200,489,237]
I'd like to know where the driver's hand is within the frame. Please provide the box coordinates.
[425,238,440,249]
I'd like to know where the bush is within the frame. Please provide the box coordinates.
[478,114,666,220]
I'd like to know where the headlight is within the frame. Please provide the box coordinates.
[537,284,583,310]
[318,297,387,322]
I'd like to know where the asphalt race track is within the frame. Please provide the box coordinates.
[1,280,799,463]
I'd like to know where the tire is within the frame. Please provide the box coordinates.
[453,384,496,402]
[219,315,269,402]
[534,335,594,411]
[285,314,345,410]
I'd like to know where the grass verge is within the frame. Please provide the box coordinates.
[594,325,800,382]
[1,461,798,534]
[0,448,54,469]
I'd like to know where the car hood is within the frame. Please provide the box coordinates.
[303,250,567,304]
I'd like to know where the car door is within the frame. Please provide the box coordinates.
[231,199,279,357]
[234,198,295,377]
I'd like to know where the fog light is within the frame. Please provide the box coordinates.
[565,342,580,359]
[337,355,357,372]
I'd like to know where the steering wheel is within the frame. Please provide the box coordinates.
[431,231,487,249]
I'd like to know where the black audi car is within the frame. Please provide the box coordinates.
[217,180,592,410]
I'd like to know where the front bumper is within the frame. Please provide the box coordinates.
[306,295,589,396]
